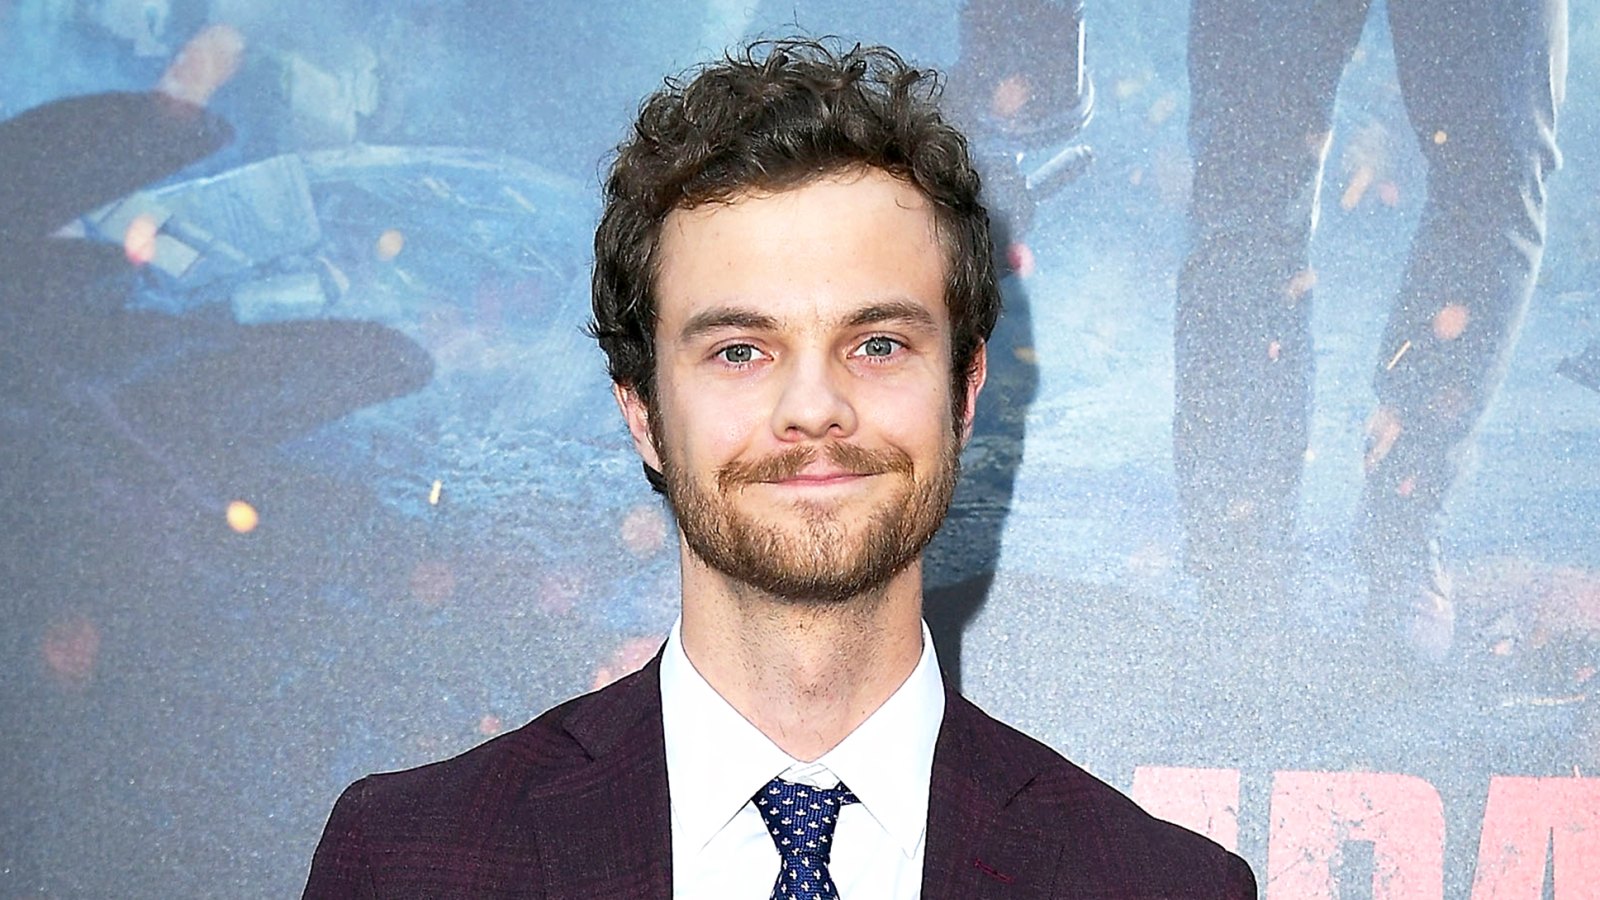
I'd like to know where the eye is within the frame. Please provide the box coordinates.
[854,336,902,359]
[716,343,764,365]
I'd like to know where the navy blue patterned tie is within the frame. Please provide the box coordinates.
[753,776,860,900]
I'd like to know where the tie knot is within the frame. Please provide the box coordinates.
[752,777,859,864]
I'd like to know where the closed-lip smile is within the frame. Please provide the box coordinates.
[768,467,870,486]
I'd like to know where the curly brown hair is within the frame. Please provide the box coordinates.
[589,37,1001,423]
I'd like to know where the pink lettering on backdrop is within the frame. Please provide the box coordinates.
[1130,768,1600,896]
[1131,766,1242,851]
[1266,771,1445,899]
[1470,776,1600,899]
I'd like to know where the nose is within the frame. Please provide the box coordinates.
[770,354,857,441]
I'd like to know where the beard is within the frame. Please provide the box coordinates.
[660,437,960,604]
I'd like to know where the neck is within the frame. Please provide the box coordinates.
[677,547,926,762]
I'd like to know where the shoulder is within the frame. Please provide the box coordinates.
[944,695,1257,899]
[303,664,660,896]
[353,668,645,818]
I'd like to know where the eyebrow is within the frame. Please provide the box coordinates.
[677,300,939,343]
[677,307,781,342]
[843,300,939,331]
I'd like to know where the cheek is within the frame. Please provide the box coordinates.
[862,380,953,449]
[665,389,766,466]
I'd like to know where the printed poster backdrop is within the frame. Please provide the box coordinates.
[2,0,1598,896]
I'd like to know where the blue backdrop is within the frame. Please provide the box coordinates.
[2,1,1597,895]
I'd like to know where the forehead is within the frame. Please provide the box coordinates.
[652,168,948,334]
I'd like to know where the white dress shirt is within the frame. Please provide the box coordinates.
[660,617,945,899]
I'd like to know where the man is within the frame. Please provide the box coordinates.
[305,39,1256,899]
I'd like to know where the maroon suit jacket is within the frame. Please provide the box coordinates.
[304,659,1256,898]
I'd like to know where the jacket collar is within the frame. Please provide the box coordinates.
[526,655,674,900]
[922,690,1061,899]
[521,654,1061,899]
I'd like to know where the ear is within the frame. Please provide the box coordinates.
[614,383,663,471]
[958,341,988,447]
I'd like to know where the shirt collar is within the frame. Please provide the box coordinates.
[659,617,945,859]
[660,619,799,857]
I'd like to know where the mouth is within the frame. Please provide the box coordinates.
[767,469,874,487]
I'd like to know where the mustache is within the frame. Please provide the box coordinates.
[716,442,914,490]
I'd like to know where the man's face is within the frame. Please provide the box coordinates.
[615,168,986,603]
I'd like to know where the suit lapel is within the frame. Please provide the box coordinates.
[517,659,1066,898]
[527,660,673,900]
[922,693,1060,900]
